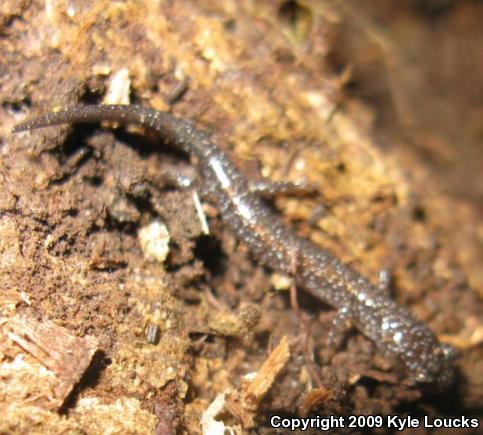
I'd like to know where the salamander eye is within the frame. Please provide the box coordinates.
[414,370,432,383]
[440,343,455,359]
[433,343,454,361]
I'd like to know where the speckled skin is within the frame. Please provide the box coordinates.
[13,105,454,388]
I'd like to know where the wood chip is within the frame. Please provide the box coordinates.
[222,336,291,428]
[5,315,99,409]
[241,335,290,410]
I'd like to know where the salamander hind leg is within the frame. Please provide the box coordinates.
[158,170,197,190]
[249,179,318,198]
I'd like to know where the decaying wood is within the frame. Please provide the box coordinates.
[5,315,98,409]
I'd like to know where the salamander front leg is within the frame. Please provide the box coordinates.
[377,269,392,294]
[323,306,354,364]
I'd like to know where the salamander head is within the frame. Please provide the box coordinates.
[397,327,455,390]
[412,343,455,390]
[374,301,455,390]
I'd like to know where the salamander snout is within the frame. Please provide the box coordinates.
[412,343,455,390]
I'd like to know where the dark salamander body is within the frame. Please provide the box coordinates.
[13,105,454,388]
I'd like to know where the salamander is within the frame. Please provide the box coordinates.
[12,104,454,388]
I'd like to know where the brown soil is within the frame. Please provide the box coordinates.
[0,1,481,433]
